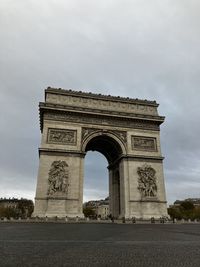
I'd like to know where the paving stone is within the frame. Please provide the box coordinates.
[0,223,200,267]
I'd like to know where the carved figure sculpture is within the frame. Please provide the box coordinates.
[48,161,69,195]
[48,129,76,144]
[137,164,157,197]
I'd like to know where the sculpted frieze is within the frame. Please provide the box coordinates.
[46,93,158,116]
[47,128,77,145]
[48,161,69,196]
[137,164,157,198]
[132,136,157,151]
[44,112,159,131]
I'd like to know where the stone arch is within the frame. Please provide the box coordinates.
[81,130,127,165]
[81,131,127,218]
[33,88,168,219]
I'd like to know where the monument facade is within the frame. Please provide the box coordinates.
[33,87,168,219]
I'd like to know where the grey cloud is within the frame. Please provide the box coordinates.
[0,0,200,204]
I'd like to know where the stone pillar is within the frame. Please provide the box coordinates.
[33,151,85,218]
[78,156,84,216]
[109,166,121,218]
[119,158,130,218]
[113,169,120,218]
[109,168,113,217]
[127,158,168,219]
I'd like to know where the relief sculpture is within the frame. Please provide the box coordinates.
[44,112,160,131]
[48,128,77,145]
[47,92,157,115]
[48,161,69,195]
[116,131,127,143]
[132,136,157,151]
[82,128,98,139]
[137,164,157,198]
[82,127,127,144]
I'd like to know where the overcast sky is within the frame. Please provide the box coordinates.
[0,0,200,204]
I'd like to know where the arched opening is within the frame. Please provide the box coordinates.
[83,134,124,218]
[84,134,123,165]
[83,151,108,202]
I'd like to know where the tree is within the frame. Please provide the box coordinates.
[83,207,96,218]
[168,207,182,220]
[17,199,34,218]
[168,201,200,221]
[180,201,194,211]
[0,206,18,218]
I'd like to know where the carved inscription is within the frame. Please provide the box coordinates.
[82,127,127,144]
[132,136,157,151]
[48,161,69,195]
[137,164,157,198]
[47,128,77,145]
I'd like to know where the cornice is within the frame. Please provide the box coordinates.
[108,155,164,169]
[123,155,164,161]
[129,200,167,203]
[39,102,164,121]
[35,197,79,201]
[39,102,164,131]
[45,87,159,107]
[40,111,162,133]
[39,148,86,157]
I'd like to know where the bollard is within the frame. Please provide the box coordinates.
[45,216,48,222]
[132,217,136,224]
[160,217,164,224]
[65,216,68,222]
[76,216,79,222]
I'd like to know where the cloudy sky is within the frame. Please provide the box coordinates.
[0,0,200,204]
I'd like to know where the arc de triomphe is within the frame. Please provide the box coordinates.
[33,87,168,219]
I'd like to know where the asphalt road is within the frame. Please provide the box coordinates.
[0,223,200,267]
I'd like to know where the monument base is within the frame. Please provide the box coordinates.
[33,198,84,218]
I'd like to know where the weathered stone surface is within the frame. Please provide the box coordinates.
[33,88,168,219]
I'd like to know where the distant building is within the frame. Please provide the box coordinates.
[173,198,200,207]
[97,205,109,219]
[83,197,109,208]
[0,198,20,208]
[83,197,109,218]
[0,198,34,218]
